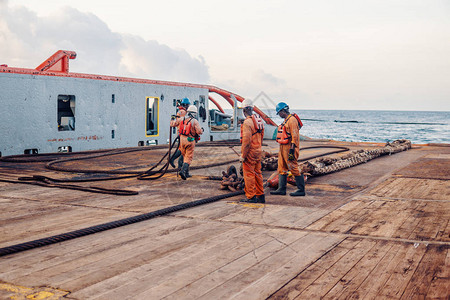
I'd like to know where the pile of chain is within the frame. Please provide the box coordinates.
[220,165,244,192]
[299,139,411,176]
[261,151,278,171]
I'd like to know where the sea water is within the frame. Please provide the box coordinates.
[265,110,449,144]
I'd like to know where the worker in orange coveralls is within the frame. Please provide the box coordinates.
[270,102,305,196]
[169,97,190,169]
[239,99,265,203]
[170,105,203,180]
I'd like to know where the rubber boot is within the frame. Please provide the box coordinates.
[240,196,258,203]
[256,194,265,203]
[169,149,181,168]
[177,155,184,169]
[180,163,190,180]
[290,175,306,196]
[270,174,287,195]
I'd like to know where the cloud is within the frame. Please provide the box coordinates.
[119,35,209,83]
[0,2,209,83]
[215,70,310,109]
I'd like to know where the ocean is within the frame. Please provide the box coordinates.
[264,110,449,144]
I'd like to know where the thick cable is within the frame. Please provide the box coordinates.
[0,130,180,194]
[0,140,242,164]
[14,175,138,196]
[0,190,244,257]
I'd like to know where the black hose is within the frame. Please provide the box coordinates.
[44,134,180,176]
[6,175,139,196]
[0,130,180,195]
[0,147,152,163]
[0,190,244,257]
[137,129,179,180]
[0,140,242,164]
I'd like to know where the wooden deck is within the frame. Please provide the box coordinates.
[0,140,448,299]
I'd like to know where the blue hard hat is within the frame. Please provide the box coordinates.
[181,98,191,105]
[276,102,289,114]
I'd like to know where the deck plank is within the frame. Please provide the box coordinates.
[424,248,450,299]
[400,245,449,299]
[325,240,395,299]
[0,205,136,247]
[192,233,337,300]
[76,228,307,300]
[306,200,366,231]
[269,238,361,299]
[42,219,233,290]
[230,235,343,300]
[375,243,427,298]
[0,216,190,281]
[345,242,407,300]
[293,239,377,299]
[370,177,450,201]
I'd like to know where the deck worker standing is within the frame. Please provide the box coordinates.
[270,102,306,196]
[169,98,191,169]
[240,99,265,203]
[170,105,202,180]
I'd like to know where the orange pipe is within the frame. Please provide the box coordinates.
[223,95,235,107]
[253,106,277,126]
[208,86,244,102]
[35,50,77,73]
[208,96,225,113]
[209,90,277,126]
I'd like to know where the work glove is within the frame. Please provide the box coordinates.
[288,148,295,161]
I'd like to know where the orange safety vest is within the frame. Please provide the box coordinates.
[276,114,303,144]
[179,117,193,136]
[240,114,265,143]
[292,113,303,128]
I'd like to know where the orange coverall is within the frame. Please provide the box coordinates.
[241,116,264,199]
[170,116,202,165]
[170,107,187,138]
[278,115,301,176]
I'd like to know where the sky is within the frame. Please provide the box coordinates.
[1,0,450,111]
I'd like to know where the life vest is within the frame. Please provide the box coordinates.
[179,117,193,136]
[276,114,303,144]
[276,124,290,144]
[240,115,265,143]
[252,114,265,133]
[292,113,303,129]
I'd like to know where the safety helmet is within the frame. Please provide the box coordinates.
[181,98,191,105]
[187,105,198,113]
[276,102,289,114]
[241,99,253,108]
